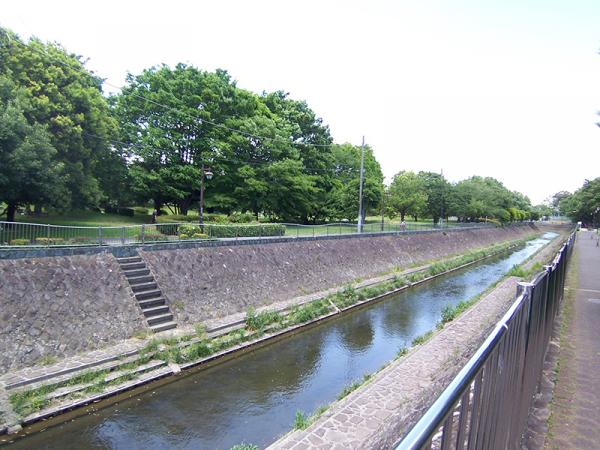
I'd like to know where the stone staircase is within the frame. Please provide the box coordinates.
[117,255,177,333]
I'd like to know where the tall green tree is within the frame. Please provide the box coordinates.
[561,178,600,225]
[262,91,334,223]
[417,171,450,224]
[0,27,119,209]
[328,143,384,221]
[0,79,66,221]
[388,171,427,221]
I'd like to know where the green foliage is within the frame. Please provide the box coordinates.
[289,300,331,325]
[178,224,209,240]
[411,330,434,346]
[8,239,29,245]
[34,237,65,245]
[388,171,428,221]
[327,143,384,221]
[395,347,408,359]
[227,212,256,223]
[507,264,527,277]
[207,223,286,238]
[439,299,475,326]
[0,28,121,211]
[560,178,600,225]
[447,176,533,224]
[245,307,281,331]
[294,410,310,430]
[229,444,259,450]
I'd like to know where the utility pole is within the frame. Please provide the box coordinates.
[357,136,365,233]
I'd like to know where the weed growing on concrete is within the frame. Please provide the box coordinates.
[411,330,434,346]
[289,300,331,325]
[395,347,408,359]
[194,324,207,340]
[245,307,282,332]
[38,355,58,366]
[507,264,527,277]
[133,329,151,340]
[229,444,259,450]
[294,410,310,430]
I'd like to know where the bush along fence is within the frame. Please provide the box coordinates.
[394,231,576,450]
[0,220,490,247]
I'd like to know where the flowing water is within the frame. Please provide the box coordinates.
[3,233,557,450]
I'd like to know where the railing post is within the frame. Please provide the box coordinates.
[46,224,50,247]
[141,224,145,244]
[121,227,125,245]
[98,226,103,246]
[516,281,534,297]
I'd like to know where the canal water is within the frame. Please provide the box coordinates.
[3,233,557,450]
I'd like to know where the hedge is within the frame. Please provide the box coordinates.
[206,224,286,238]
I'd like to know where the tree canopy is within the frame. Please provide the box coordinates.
[0,26,543,226]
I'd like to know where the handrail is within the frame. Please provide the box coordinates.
[394,231,576,450]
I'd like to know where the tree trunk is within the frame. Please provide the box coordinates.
[400,211,405,221]
[6,203,16,222]
[179,197,192,216]
[153,198,163,215]
[34,204,42,216]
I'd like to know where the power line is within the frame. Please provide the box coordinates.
[0,30,336,149]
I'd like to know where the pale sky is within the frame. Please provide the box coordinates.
[2,0,600,204]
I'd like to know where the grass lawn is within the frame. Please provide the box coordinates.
[8,210,150,227]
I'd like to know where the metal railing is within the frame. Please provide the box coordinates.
[0,220,491,248]
[395,231,576,450]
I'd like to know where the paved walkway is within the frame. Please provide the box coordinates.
[546,230,600,449]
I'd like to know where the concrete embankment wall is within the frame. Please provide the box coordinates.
[0,225,538,373]
[0,254,145,372]
[142,225,537,325]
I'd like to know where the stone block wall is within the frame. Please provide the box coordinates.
[142,225,536,326]
[0,254,145,372]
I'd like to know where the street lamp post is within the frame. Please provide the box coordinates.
[199,164,213,232]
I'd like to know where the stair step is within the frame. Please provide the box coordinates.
[117,256,142,264]
[138,297,166,309]
[150,321,178,333]
[104,360,166,383]
[147,313,174,326]
[127,275,154,285]
[120,262,146,271]
[135,289,162,301]
[46,383,93,401]
[131,282,158,293]
[123,268,150,278]
[5,354,140,392]
[142,305,170,317]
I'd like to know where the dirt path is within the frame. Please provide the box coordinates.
[545,230,600,449]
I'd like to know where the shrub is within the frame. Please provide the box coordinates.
[207,223,286,238]
[139,233,166,242]
[9,239,30,245]
[34,237,65,245]
[227,212,256,223]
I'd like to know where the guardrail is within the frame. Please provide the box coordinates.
[395,231,576,450]
[0,220,491,247]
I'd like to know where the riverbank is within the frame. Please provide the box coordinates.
[268,228,571,449]
[0,228,555,440]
